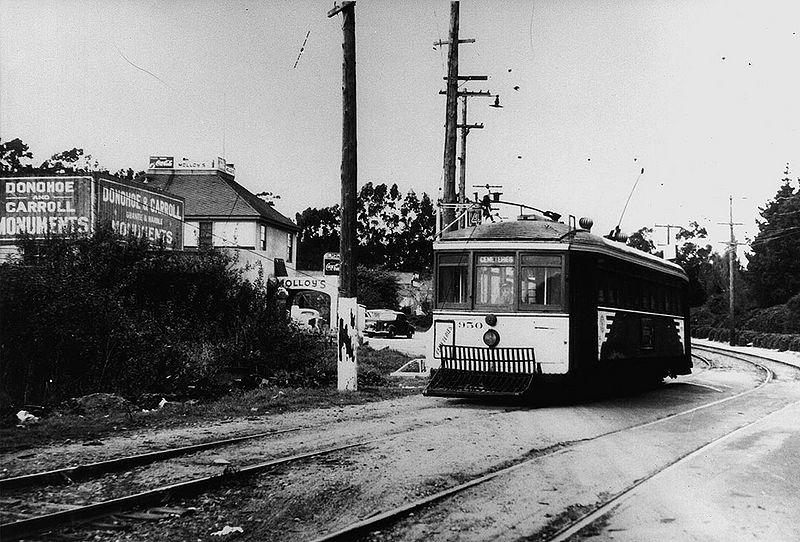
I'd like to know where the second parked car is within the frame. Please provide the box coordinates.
[364,310,415,338]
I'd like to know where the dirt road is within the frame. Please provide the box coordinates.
[6,341,800,541]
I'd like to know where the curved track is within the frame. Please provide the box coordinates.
[543,344,799,542]
[309,350,783,542]
[5,345,796,541]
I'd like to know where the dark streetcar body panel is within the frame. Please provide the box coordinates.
[424,218,692,398]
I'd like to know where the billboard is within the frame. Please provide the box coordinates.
[98,178,184,249]
[0,176,184,249]
[1,177,93,244]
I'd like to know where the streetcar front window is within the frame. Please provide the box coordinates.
[520,254,563,309]
[437,253,469,306]
[475,254,516,307]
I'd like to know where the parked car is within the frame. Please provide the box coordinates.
[292,307,321,331]
[364,309,415,338]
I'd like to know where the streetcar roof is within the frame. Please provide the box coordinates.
[435,218,688,280]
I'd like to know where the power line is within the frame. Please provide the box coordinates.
[749,226,800,247]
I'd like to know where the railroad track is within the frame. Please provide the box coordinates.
[304,348,800,542]
[0,402,523,541]
[544,343,800,542]
[0,426,306,491]
[6,345,794,541]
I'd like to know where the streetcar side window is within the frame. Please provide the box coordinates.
[474,254,516,307]
[519,254,563,309]
[437,253,470,307]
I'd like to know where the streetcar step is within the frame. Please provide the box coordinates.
[423,369,534,397]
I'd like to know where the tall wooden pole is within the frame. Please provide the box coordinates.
[728,195,736,346]
[328,1,358,391]
[441,1,459,230]
[458,95,468,203]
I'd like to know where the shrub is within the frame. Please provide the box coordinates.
[743,305,797,334]
[357,266,401,309]
[0,229,333,408]
[737,331,754,346]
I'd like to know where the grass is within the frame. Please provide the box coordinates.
[0,345,418,453]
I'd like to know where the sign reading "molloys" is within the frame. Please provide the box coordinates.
[280,277,329,290]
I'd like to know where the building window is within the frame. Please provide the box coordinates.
[260,225,267,251]
[286,233,294,263]
[199,221,213,249]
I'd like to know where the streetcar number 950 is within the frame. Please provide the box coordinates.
[456,321,484,329]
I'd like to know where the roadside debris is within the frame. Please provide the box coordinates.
[389,358,430,378]
[211,525,244,536]
[16,410,39,425]
[73,393,133,416]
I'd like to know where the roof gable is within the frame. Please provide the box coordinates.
[144,171,297,231]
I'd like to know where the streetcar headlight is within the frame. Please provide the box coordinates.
[485,314,497,326]
[483,329,500,348]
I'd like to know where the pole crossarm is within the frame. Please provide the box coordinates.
[443,75,488,81]
[434,38,475,46]
[457,123,483,129]
[326,1,354,18]
[439,90,494,97]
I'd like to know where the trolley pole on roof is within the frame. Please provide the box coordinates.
[328,1,358,391]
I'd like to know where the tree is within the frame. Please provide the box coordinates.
[114,168,145,182]
[626,227,656,254]
[746,164,800,307]
[674,222,715,307]
[295,205,340,270]
[39,147,102,173]
[357,266,400,309]
[296,183,436,272]
[396,190,435,271]
[0,138,33,172]
[357,182,403,268]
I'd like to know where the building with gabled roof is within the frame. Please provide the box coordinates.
[143,156,299,280]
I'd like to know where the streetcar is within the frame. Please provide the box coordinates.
[424,203,691,398]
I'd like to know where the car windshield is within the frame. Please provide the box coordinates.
[367,310,398,321]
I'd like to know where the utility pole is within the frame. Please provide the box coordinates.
[654,223,684,259]
[458,95,482,203]
[654,223,682,244]
[718,196,744,347]
[440,1,460,231]
[328,1,358,391]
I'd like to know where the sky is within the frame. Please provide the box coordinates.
[2,0,799,260]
